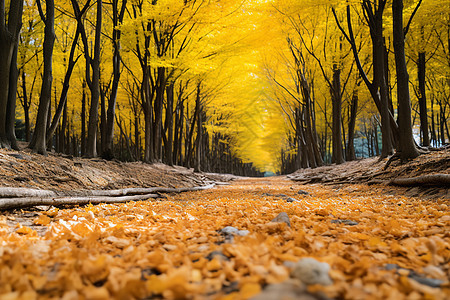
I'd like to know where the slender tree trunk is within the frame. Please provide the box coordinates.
[331,65,344,164]
[153,67,165,161]
[20,69,32,142]
[29,0,55,155]
[6,43,19,150]
[142,70,154,162]
[418,51,429,146]
[102,0,127,159]
[194,83,202,172]
[165,83,174,166]
[374,19,394,158]
[346,90,358,161]
[100,86,107,153]
[86,0,102,158]
[81,83,86,156]
[393,0,419,159]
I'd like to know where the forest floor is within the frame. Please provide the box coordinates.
[0,147,449,299]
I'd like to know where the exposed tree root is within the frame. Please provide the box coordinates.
[384,153,402,170]
[389,174,450,186]
[0,184,216,210]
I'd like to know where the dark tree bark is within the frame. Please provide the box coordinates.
[346,90,358,161]
[194,82,202,172]
[19,68,33,142]
[418,51,429,146]
[392,0,419,159]
[0,1,23,148]
[81,81,86,156]
[86,0,102,158]
[153,67,165,161]
[29,0,55,155]
[164,83,174,166]
[6,42,19,150]
[331,64,344,164]
[102,0,127,160]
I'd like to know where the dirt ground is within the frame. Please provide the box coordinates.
[288,149,450,199]
[0,146,228,194]
[0,176,448,299]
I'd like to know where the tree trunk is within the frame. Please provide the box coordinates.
[331,64,344,164]
[346,90,358,161]
[102,0,127,160]
[418,51,429,147]
[29,0,55,155]
[142,69,154,162]
[392,0,419,159]
[153,67,165,161]
[373,15,394,158]
[194,83,202,172]
[0,1,23,148]
[165,83,174,166]
[86,0,102,158]
[81,83,86,156]
[6,42,19,150]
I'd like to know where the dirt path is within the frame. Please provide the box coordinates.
[0,177,449,299]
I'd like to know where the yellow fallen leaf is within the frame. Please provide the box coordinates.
[33,215,51,226]
[240,282,261,299]
[15,225,36,235]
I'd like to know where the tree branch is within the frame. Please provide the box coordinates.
[404,0,423,36]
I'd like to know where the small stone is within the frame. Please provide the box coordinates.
[286,197,299,203]
[385,264,400,271]
[219,226,239,235]
[206,250,229,261]
[291,258,333,286]
[271,212,291,227]
[297,190,309,195]
[237,230,250,236]
[250,279,312,300]
[276,194,288,198]
[331,219,358,226]
[409,275,444,288]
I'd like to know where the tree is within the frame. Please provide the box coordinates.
[392,0,420,159]
[28,0,55,155]
[333,1,395,158]
[0,0,23,149]
[101,0,127,159]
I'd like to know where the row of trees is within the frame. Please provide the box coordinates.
[263,0,449,172]
[1,0,266,175]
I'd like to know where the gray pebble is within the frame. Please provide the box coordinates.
[271,212,291,227]
[291,258,333,286]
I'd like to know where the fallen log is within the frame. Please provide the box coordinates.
[0,194,160,210]
[87,183,215,196]
[0,188,56,198]
[0,184,216,210]
[389,174,450,186]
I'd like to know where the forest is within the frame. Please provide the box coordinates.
[0,1,449,299]
[0,0,447,175]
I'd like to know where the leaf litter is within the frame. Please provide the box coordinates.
[0,177,449,299]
